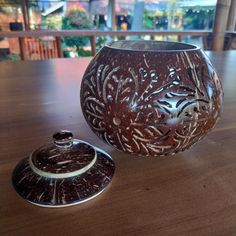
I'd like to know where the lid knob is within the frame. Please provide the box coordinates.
[53,130,73,148]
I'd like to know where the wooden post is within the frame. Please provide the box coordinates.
[21,0,30,30]
[19,37,26,60]
[107,0,116,30]
[88,0,93,21]
[177,35,181,42]
[90,36,96,56]
[202,35,208,50]
[150,35,155,40]
[55,37,63,58]
[227,0,236,31]
[212,0,231,51]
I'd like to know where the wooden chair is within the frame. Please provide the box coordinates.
[24,37,59,60]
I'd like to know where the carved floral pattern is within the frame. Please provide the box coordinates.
[81,49,223,156]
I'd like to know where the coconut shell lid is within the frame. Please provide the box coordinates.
[12,130,115,208]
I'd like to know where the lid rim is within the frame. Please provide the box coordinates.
[26,189,105,208]
[12,147,115,207]
[29,139,97,179]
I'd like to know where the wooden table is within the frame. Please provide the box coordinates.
[1,52,236,236]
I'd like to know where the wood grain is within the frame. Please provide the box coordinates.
[0,52,236,236]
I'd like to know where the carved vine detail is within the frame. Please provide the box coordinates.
[81,57,221,156]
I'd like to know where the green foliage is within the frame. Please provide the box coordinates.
[96,36,107,51]
[183,9,214,29]
[143,10,155,30]
[63,48,92,58]
[7,53,20,61]
[62,9,92,51]
[78,49,92,57]
[1,0,39,7]
[42,15,62,30]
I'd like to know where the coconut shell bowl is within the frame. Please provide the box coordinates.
[80,40,223,157]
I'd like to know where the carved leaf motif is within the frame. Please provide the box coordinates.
[81,57,222,156]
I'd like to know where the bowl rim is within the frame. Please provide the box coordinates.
[105,40,201,52]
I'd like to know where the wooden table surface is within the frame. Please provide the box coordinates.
[0,51,236,236]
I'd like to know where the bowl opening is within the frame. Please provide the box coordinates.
[107,40,199,52]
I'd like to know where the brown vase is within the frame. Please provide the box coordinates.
[80,41,223,157]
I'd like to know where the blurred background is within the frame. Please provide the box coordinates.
[0,0,235,61]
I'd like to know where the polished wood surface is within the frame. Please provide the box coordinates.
[0,51,236,236]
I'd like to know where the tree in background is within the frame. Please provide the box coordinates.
[42,15,62,30]
[62,7,92,54]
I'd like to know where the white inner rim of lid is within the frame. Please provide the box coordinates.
[28,139,97,179]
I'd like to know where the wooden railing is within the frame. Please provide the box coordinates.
[23,38,60,60]
[0,30,235,60]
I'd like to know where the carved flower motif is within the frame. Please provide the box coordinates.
[81,53,222,156]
